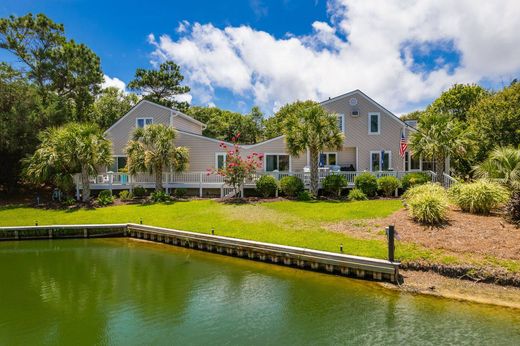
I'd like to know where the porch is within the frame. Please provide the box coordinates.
[74,169,451,199]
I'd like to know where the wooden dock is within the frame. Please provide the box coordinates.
[0,223,400,283]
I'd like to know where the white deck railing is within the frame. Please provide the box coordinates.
[79,170,440,189]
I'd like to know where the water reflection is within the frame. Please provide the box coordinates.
[0,239,519,345]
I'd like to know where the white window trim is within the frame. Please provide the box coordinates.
[215,152,227,169]
[406,151,422,171]
[320,152,338,166]
[136,117,153,128]
[264,153,292,172]
[108,155,127,172]
[370,150,392,171]
[368,112,380,135]
[337,113,345,133]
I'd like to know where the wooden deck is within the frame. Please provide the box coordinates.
[75,170,438,197]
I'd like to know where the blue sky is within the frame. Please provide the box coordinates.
[2,1,520,115]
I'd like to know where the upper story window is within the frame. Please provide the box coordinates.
[368,112,380,135]
[265,154,290,172]
[337,114,345,132]
[136,118,153,128]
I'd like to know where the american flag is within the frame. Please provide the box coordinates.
[399,131,408,158]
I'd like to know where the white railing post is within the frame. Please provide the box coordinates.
[108,172,113,194]
[199,172,203,197]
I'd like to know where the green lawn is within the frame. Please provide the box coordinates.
[0,199,423,259]
[0,199,516,272]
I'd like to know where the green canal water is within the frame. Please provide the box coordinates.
[1,239,519,345]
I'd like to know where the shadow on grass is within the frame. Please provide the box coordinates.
[0,204,27,211]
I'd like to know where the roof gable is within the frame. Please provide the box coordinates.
[105,99,205,134]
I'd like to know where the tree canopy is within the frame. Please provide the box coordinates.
[467,82,520,162]
[125,124,189,191]
[187,105,264,144]
[284,101,344,195]
[23,122,112,201]
[128,61,190,112]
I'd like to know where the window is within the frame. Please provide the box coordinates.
[404,152,421,171]
[368,112,380,134]
[108,156,127,172]
[370,151,391,171]
[319,152,337,166]
[337,114,345,132]
[265,154,290,171]
[136,117,153,128]
[215,153,227,169]
[422,159,436,172]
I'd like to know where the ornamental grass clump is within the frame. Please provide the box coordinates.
[377,176,401,197]
[403,183,449,225]
[448,180,509,215]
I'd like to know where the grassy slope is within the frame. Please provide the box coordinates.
[1,199,516,272]
[0,200,428,259]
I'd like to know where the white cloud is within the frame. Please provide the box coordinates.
[148,0,520,114]
[102,74,126,91]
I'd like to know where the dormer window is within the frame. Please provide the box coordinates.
[136,118,153,128]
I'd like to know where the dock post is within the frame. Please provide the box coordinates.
[387,225,395,262]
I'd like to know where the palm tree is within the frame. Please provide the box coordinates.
[474,146,520,190]
[409,112,469,182]
[125,124,189,191]
[24,123,113,202]
[284,101,344,195]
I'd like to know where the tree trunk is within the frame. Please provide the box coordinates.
[435,154,445,184]
[310,148,319,196]
[155,166,164,192]
[81,166,90,202]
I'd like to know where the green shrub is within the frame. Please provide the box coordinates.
[150,190,171,203]
[322,174,347,198]
[62,197,76,206]
[401,172,430,190]
[118,190,132,201]
[506,191,520,224]
[348,188,367,201]
[297,191,313,201]
[133,186,146,198]
[97,190,114,206]
[377,176,401,197]
[449,180,509,215]
[256,175,278,198]
[403,182,445,201]
[354,172,378,197]
[174,188,187,199]
[279,176,304,197]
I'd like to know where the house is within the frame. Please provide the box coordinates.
[77,90,445,197]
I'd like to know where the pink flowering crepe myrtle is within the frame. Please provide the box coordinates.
[207,133,263,197]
